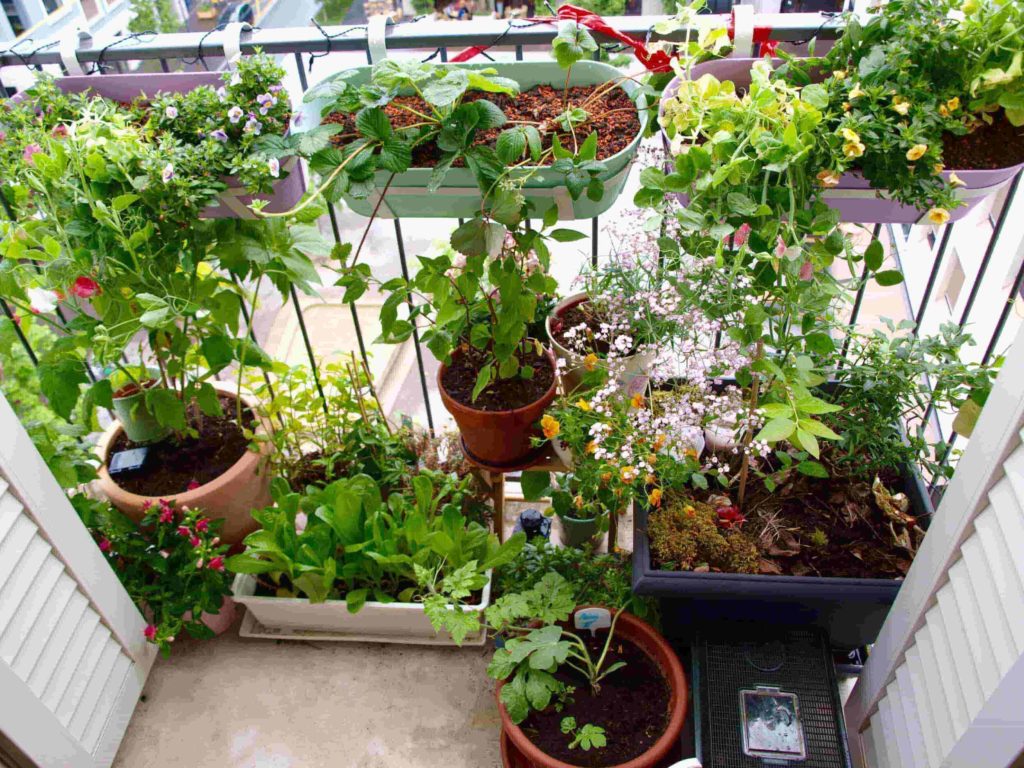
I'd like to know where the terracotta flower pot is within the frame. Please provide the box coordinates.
[496,609,689,768]
[439,349,557,470]
[96,383,273,547]
[187,596,237,636]
[546,293,657,397]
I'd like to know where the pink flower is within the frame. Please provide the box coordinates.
[207,556,225,572]
[799,260,814,280]
[0,130,6,142]
[51,124,69,138]
[22,143,42,164]
[158,507,174,524]
[775,237,787,259]
[731,223,751,248]
[142,500,154,511]
[98,537,112,552]
[195,517,209,532]
[144,624,157,641]
[186,479,201,491]
[189,535,201,548]
[70,276,100,299]
[177,525,191,537]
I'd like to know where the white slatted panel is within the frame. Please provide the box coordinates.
[847,329,1024,768]
[0,480,142,767]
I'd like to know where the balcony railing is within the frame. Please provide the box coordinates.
[2,11,1022,498]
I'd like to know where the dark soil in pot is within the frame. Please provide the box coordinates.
[441,345,555,411]
[551,298,641,358]
[109,395,255,496]
[649,462,918,581]
[942,113,1024,170]
[324,84,640,168]
[286,450,349,492]
[518,630,671,767]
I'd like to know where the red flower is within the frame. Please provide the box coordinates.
[142,500,154,511]
[70,276,101,299]
[186,479,201,491]
[195,518,209,532]
[715,505,746,530]
[189,535,201,548]
[144,624,157,641]
[207,556,225,572]
[177,525,191,537]
[98,537,112,552]
[51,124,69,138]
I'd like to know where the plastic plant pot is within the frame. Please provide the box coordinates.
[47,73,305,219]
[294,61,648,221]
[110,374,172,445]
[660,59,1024,224]
[557,511,600,548]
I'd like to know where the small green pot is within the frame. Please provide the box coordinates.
[111,379,172,445]
[557,512,600,548]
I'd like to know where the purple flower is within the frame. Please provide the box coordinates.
[211,129,229,142]
[269,84,284,94]
[22,143,42,165]
[256,92,278,116]
[164,105,178,120]
[244,115,263,136]
[216,86,227,102]
[228,106,244,124]
[162,163,175,183]
[267,157,280,178]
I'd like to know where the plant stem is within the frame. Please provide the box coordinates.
[738,340,765,512]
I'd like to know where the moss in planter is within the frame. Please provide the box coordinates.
[648,497,759,574]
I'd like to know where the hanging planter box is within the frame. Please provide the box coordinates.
[661,59,1024,225]
[632,464,934,649]
[231,571,492,646]
[295,61,647,221]
[48,73,305,219]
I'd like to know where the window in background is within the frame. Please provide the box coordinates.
[2,0,26,34]
[40,0,63,13]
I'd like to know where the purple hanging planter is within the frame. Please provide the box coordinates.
[50,72,305,219]
[660,58,1024,224]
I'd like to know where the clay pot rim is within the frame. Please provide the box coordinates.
[438,346,558,418]
[96,383,273,507]
[496,608,688,768]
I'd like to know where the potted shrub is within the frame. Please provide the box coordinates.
[227,472,525,644]
[3,54,302,219]
[0,96,328,545]
[658,0,1024,223]
[288,21,649,221]
[74,496,234,656]
[486,572,688,768]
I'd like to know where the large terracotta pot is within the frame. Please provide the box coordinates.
[497,609,688,768]
[96,383,273,547]
[546,293,657,397]
[439,349,557,470]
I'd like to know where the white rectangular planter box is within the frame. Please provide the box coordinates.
[231,572,491,646]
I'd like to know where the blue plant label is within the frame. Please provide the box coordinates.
[574,607,611,636]
[108,447,149,474]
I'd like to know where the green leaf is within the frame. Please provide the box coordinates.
[796,460,829,478]
[423,69,469,108]
[496,129,527,165]
[451,218,505,257]
[798,417,840,440]
[201,335,235,373]
[473,99,507,130]
[466,72,520,96]
[112,193,139,212]
[520,470,552,500]
[355,107,391,142]
[379,137,412,173]
[755,417,796,443]
[38,355,87,421]
[549,228,587,243]
[145,388,187,432]
[875,269,904,287]
[793,427,820,458]
[471,364,493,402]
[345,588,369,614]
[293,124,344,156]
[864,239,884,271]
[196,383,223,418]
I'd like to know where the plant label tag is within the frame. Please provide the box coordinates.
[108,447,148,475]
[574,607,611,636]
[739,687,806,761]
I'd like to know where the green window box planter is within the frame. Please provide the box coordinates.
[294,61,647,221]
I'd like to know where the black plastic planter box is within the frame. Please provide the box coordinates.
[633,464,935,650]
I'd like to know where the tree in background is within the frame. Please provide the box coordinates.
[129,0,182,33]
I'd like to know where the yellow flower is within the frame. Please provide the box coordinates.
[576,399,591,412]
[938,105,950,117]
[833,70,847,80]
[947,97,960,111]
[645,473,657,484]
[600,472,612,484]
[630,393,646,409]
[648,488,664,508]
[933,163,945,174]
[849,83,866,99]
[620,465,638,483]
[540,414,560,439]
[585,440,597,454]
[906,144,928,161]
[949,172,965,187]
[892,96,910,116]
[927,207,951,225]
[574,495,584,510]
[817,169,842,188]
[842,101,851,112]
[843,141,865,159]
[683,504,696,518]
[685,448,699,460]
[583,353,598,372]
[841,127,861,142]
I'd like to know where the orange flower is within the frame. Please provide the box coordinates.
[817,169,841,188]
[648,488,663,507]
[574,495,584,510]
[585,440,597,454]
[630,393,646,409]
[645,473,657,484]
[600,472,612,484]
[652,433,667,451]
[685,448,699,460]
[583,353,598,372]
[540,414,560,439]
[620,466,638,483]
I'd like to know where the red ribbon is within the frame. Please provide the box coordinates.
[451,5,778,68]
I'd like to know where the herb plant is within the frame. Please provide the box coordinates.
[561,718,608,752]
